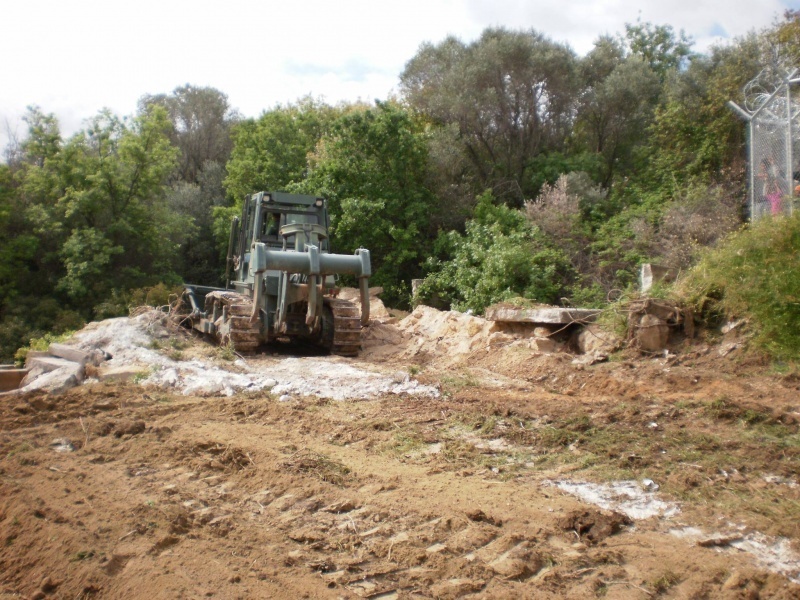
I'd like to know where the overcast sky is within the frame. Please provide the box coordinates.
[2,0,798,149]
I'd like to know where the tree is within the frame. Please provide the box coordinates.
[166,160,229,285]
[625,21,693,80]
[17,106,61,167]
[139,85,238,184]
[300,101,438,304]
[575,40,662,187]
[15,107,181,308]
[224,97,341,202]
[401,28,580,206]
[644,33,763,191]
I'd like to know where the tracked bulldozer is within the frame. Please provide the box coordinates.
[181,191,371,356]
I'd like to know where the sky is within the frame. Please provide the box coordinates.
[2,0,798,150]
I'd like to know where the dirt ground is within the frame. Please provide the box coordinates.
[2,307,800,599]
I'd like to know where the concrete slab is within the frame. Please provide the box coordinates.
[48,343,90,365]
[19,362,84,394]
[26,355,82,373]
[485,306,601,325]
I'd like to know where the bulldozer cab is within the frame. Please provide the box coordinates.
[233,192,332,284]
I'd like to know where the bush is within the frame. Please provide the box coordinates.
[416,192,574,313]
[14,330,77,366]
[677,214,800,360]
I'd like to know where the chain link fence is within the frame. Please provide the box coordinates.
[730,68,800,221]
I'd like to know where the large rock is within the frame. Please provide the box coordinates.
[637,314,669,352]
[577,324,619,355]
[19,361,84,394]
[48,343,90,365]
[25,355,80,373]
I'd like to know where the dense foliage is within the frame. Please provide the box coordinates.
[678,214,800,361]
[1,16,797,359]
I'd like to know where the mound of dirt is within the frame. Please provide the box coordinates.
[362,305,570,367]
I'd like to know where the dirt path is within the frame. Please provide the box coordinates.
[2,311,800,598]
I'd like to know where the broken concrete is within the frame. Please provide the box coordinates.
[627,298,687,353]
[640,263,679,293]
[20,362,84,394]
[48,343,91,365]
[12,340,111,394]
[485,305,600,325]
[25,355,83,374]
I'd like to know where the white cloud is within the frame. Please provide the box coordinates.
[0,0,790,150]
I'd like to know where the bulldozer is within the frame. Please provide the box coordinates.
[180,191,371,356]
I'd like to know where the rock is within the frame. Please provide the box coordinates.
[25,355,82,374]
[636,314,669,352]
[571,354,607,367]
[50,438,74,452]
[20,364,83,394]
[529,337,558,353]
[19,366,45,387]
[96,365,149,382]
[576,324,618,355]
[278,395,292,402]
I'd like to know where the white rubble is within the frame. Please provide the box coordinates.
[671,526,800,584]
[64,311,439,399]
[552,479,680,520]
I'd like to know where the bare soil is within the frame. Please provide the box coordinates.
[2,308,800,599]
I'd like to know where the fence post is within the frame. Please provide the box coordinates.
[786,82,794,217]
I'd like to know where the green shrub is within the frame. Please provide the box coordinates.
[14,330,77,366]
[415,192,574,314]
[677,214,800,360]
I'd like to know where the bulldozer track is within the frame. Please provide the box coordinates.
[196,292,362,356]
[204,291,261,353]
[325,298,362,357]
